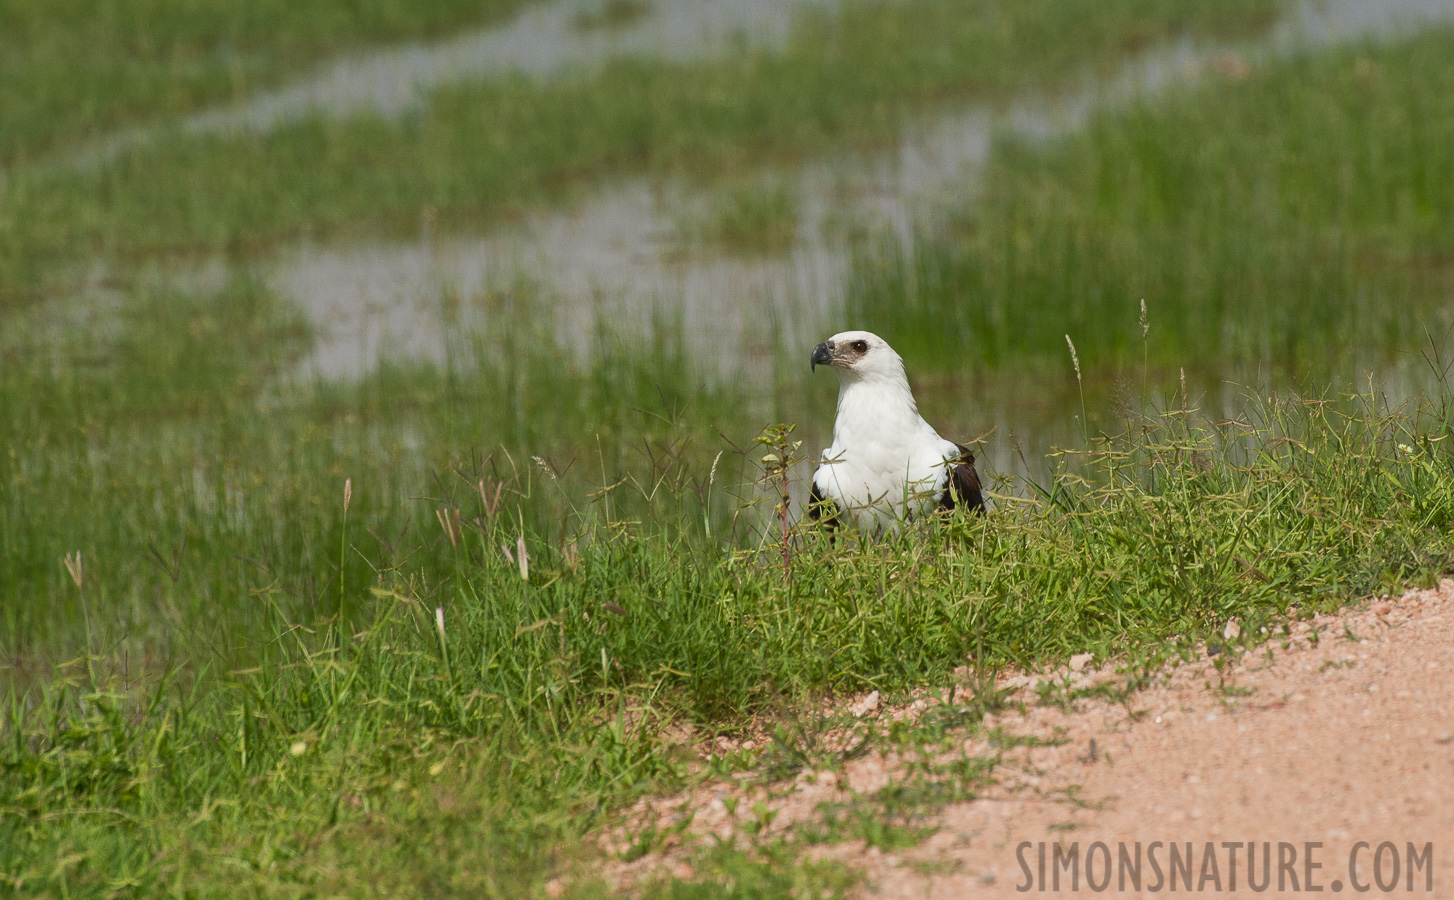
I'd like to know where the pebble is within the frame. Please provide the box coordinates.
[851,691,881,717]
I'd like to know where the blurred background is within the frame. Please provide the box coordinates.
[4,0,1454,667]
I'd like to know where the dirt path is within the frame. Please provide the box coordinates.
[857,581,1454,898]
[603,581,1454,898]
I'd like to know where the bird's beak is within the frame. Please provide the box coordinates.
[811,341,835,372]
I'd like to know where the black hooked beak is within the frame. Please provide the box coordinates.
[811,341,835,372]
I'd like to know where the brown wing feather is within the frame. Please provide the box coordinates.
[937,444,985,515]
[808,478,843,530]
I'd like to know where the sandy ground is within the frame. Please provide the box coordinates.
[599,580,1454,898]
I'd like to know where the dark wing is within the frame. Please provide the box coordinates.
[937,444,985,515]
[807,477,843,530]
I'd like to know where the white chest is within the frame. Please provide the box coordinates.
[813,377,956,527]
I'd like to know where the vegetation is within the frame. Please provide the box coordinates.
[0,0,1280,309]
[0,0,542,163]
[673,177,801,256]
[8,0,1454,896]
[848,29,1454,381]
[8,346,1454,894]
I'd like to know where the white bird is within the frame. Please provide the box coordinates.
[808,330,983,531]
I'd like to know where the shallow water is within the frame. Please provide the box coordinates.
[247,0,1454,491]
[72,0,846,169]
[43,0,1454,493]
[273,0,1454,388]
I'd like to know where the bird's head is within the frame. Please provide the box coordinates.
[811,331,904,382]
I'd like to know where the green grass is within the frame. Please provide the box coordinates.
[847,29,1454,381]
[673,177,800,257]
[9,366,1454,895]
[0,279,739,659]
[0,0,542,163]
[14,4,1454,896]
[7,273,1454,898]
[8,278,1454,897]
[0,0,1281,310]
[572,0,653,33]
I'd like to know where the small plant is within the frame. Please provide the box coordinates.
[753,423,805,579]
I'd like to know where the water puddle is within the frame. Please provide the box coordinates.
[74,0,845,168]
[36,0,1444,489]
[274,0,1454,388]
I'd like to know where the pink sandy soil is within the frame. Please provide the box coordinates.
[599,580,1454,898]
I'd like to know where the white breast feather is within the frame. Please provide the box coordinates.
[812,345,959,531]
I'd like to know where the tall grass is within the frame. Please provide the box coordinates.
[0,0,542,163]
[12,6,1454,896]
[0,278,745,663]
[0,0,1281,310]
[7,374,1454,896]
[847,29,1454,379]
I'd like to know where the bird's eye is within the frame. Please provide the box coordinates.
[852,340,868,352]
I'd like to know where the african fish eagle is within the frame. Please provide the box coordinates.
[808,330,984,531]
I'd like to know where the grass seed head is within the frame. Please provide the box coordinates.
[63,551,83,589]
[436,507,461,548]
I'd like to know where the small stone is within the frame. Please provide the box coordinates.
[1436,733,1454,745]
[545,879,565,899]
[1223,619,1241,641]
[1069,653,1095,673]
[1207,644,1223,657]
[851,691,881,717]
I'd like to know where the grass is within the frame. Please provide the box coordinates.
[6,284,1451,898]
[11,3,1454,896]
[0,0,1281,310]
[847,29,1454,383]
[9,368,1454,895]
[672,177,801,257]
[7,264,1454,898]
[0,279,739,658]
[572,0,653,33]
[0,0,542,164]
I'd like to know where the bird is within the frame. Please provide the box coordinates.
[808,330,983,531]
